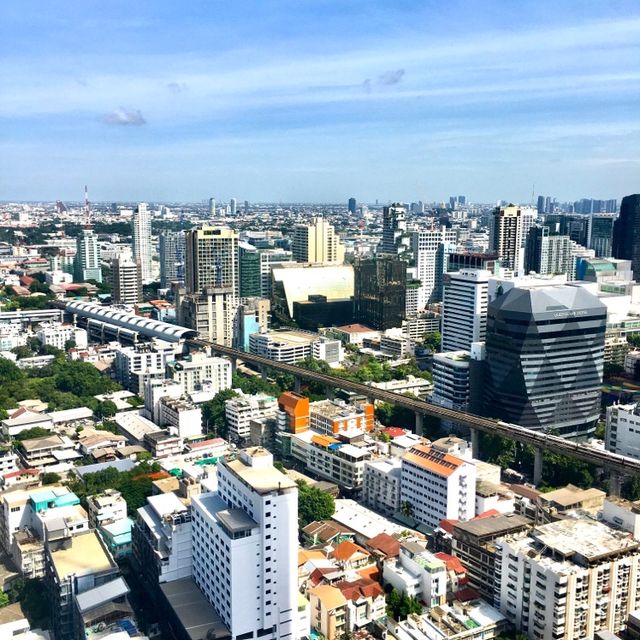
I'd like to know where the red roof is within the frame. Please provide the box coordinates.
[434,552,466,575]
[455,587,480,602]
[189,438,225,449]
[3,468,40,479]
[438,518,459,535]
[367,533,401,558]
[20,275,34,286]
[474,509,501,519]
[381,427,406,438]
[335,577,384,601]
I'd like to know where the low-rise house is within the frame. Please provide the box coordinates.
[2,408,53,437]
[302,520,356,547]
[144,430,182,459]
[18,434,80,468]
[383,541,447,607]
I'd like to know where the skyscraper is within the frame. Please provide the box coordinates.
[209,197,216,217]
[484,283,606,437]
[159,231,185,288]
[536,195,545,215]
[353,257,406,330]
[292,216,344,264]
[184,227,239,295]
[74,227,102,283]
[230,198,237,216]
[490,205,536,273]
[132,202,152,283]
[589,213,615,257]
[524,227,576,277]
[411,227,458,307]
[191,448,298,640]
[380,203,409,256]
[348,197,357,215]
[613,194,640,280]
[111,258,143,305]
[441,269,490,352]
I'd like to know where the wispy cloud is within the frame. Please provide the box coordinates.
[167,81,188,94]
[102,107,147,126]
[377,69,404,86]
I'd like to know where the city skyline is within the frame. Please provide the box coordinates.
[1,1,639,202]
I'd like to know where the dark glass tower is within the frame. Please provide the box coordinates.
[353,257,406,330]
[484,284,606,438]
[613,194,640,279]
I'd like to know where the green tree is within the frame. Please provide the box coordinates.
[297,480,335,528]
[422,331,441,353]
[0,591,8,607]
[201,388,238,438]
[11,345,33,359]
[63,339,77,351]
[95,400,118,420]
[623,475,640,501]
[385,588,422,620]
[14,427,53,442]
[42,472,61,485]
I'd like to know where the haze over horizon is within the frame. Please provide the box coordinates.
[1,0,639,203]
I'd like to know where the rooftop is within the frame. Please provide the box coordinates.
[49,531,114,580]
[402,444,465,477]
[225,456,297,495]
[453,514,532,539]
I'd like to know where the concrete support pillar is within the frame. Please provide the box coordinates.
[260,365,268,381]
[470,428,480,459]
[294,377,302,394]
[324,385,335,400]
[415,413,424,437]
[609,470,623,498]
[229,357,237,377]
[533,447,544,486]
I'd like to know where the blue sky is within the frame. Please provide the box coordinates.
[1,1,639,203]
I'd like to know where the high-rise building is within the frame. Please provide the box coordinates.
[483,283,606,437]
[191,448,299,640]
[239,244,292,298]
[536,195,545,215]
[441,269,490,352]
[292,216,344,264]
[132,202,152,284]
[496,519,640,640]
[380,203,409,256]
[458,195,466,205]
[74,227,102,283]
[184,226,239,295]
[229,198,237,216]
[613,194,640,280]
[111,258,143,305]
[490,205,537,273]
[400,443,476,529]
[159,231,185,288]
[589,213,616,257]
[208,198,216,217]
[605,402,640,460]
[176,287,236,346]
[411,227,457,307]
[348,197,357,215]
[353,257,406,330]
[524,227,576,277]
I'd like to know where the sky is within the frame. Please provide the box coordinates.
[1,1,639,204]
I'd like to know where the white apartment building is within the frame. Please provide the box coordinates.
[167,353,232,396]
[111,258,143,305]
[132,202,152,283]
[382,541,447,607]
[362,457,402,517]
[250,330,343,365]
[441,269,490,352]
[133,492,193,583]
[495,519,640,640]
[36,322,88,351]
[312,336,344,366]
[86,489,128,528]
[144,378,183,424]
[305,436,371,493]
[605,402,640,459]
[114,341,178,393]
[0,324,28,352]
[191,448,299,640]
[225,392,278,443]
[158,396,203,439]
[411,227,458,308]
[400,444,476,530]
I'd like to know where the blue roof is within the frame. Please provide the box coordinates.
[75,459,135,478]
[30,489,57,504]
[53,492,80,507]
[102,517,134,537]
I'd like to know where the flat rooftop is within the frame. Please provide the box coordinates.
[454,513,532,538]
[531,519,640,561]
[225,457,297,494]
[50,531,114,579]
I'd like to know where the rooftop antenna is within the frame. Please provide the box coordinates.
[531,184,535,208]
[84,185,91,226]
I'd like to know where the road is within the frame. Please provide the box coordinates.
[186,338,640,478]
